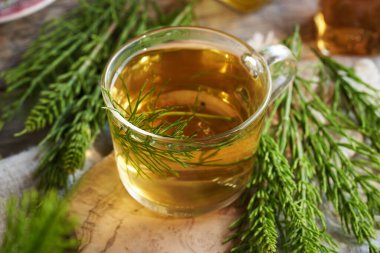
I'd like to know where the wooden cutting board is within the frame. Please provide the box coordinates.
[69,154,242,253]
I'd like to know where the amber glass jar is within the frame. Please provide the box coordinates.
[315,0,380,55]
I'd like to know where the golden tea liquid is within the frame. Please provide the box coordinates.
[109,45,266,216]
[219,0,270,12]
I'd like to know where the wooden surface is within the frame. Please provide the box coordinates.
[69,154,241,253]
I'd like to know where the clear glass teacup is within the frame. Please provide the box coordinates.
[101,26,296,216]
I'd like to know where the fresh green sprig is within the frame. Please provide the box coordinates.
[229,131,336,252]
[0,0,194,190]
[317,52,380,151]
[0,190,78,253]
[226,135,283,253]
[229,29,337,253]
[36,87,105,191]
[18,16,118,135]
[293,76,379,251]
[0,0,126,130]
[292,31,380,251]
[279,81,336,253]
[230,28,380,252]
[285,31,380,252]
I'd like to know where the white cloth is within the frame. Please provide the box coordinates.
[0,147,39,237]
[0,146,102,241]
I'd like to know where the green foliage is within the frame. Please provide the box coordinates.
[37,88,105,191]
[104,77,237,176]
[294,75,380,251]
[0,0,194,251]
[0,190,78,253]
[228,130,336,253]
[0,0,126,131]
[0,0,194,190]
[228,28,380,252]
[317,51,380,151]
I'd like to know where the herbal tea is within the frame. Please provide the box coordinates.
[108,45,267,215]
[219,0,270,12]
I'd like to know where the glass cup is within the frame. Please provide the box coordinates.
[101,26,296,217]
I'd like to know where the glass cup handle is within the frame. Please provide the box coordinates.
[260,45,297,103]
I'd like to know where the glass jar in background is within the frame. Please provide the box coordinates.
[218,0,271,12]
[315,0,380,55]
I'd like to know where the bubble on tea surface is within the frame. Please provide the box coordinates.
[241,54,263,79]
